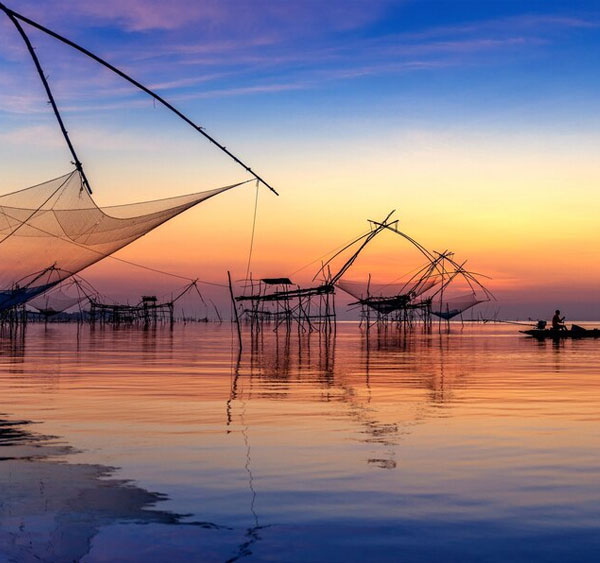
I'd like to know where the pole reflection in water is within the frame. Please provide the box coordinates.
[225,347,269,562]
[0,322,598,561]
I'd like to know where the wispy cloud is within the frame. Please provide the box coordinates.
[395,13,600,43]
[172,81,311,101]
[148,72,232,91]
[0,92,46,114]
[0,124,63,147]
[1,2,599,114]
[0,122,180,152]
[11,0,395,33]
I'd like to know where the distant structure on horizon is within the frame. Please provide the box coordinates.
[0,5,494,336]
[232,211,493,335]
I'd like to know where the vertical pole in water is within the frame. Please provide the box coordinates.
[438,256,445,333]
[364,282,370,333]
[228,271,242,351]
[331,289,337,336]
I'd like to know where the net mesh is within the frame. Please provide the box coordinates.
[0,170,241,309]
[337,278,437,301]
[430,292,483,320]
[28,285,85,315]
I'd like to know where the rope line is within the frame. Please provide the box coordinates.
[244,181,260,284]
[106,255,227,287]
[288,230,371,279]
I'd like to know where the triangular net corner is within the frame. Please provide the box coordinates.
[0,170,242,309]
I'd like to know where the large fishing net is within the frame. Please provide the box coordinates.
[0,170,245,309]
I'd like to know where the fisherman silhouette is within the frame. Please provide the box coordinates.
[552,310,567,331]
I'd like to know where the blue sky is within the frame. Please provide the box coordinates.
[3,1,600,127]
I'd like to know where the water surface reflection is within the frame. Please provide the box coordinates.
[0,323,599,561]
[0,418,227,562]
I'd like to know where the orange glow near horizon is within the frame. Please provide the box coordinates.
[2,1,600,320]
[60,129,600,319]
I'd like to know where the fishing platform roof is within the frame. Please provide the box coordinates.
[261,278,294,285]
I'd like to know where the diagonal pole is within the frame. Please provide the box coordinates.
[0,2,279,196]
[1,7,93,193]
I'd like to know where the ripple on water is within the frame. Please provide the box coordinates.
[0,322,599,561]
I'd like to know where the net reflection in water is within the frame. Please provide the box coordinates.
[0,323,599,561]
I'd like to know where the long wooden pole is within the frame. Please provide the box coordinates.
[1,7,93,194]
[0,3,279,196]
[321,210,397,286]
[228,271,242,351]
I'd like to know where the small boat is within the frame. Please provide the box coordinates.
[520,324,600,339]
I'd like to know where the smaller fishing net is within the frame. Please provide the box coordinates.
[28,276,97,315]
[430,292,484,320]
[336,277,439,315]
[337,279,437,301]
[29,287,84,315]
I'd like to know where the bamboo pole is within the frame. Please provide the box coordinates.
[228,271,242,351]
[0,3,278,196]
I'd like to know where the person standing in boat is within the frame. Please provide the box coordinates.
[552,310,567,331]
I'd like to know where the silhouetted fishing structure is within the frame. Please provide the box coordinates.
[23,273,218,327]
[233,212,399,334]
[335,215,494,332]
[0,4,497,340]
[89,281,213,327]
[89,296,174,327]
[234,276,336,333]
[230,210,493,339]
[0,3,277,327]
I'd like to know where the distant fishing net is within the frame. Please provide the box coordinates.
[28,275,98,315]
[0,170,245,309]
[430,292,484,320]
[28,287,83,315]
[336,252,491,320]
[337,278,437,301]
[336,278,437,315]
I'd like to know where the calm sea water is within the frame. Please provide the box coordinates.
[1,322,599,562]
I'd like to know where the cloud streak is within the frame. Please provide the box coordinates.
[2,3,599,114]
[11,0,394,33]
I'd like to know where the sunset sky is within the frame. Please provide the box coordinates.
[1,0,599,318]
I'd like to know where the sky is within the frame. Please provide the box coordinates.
[1,0,599,319]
